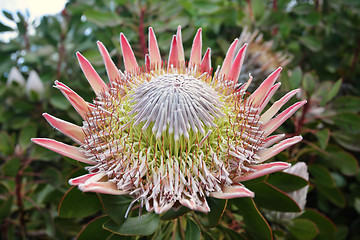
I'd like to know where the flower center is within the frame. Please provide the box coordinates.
[130,74,224,141]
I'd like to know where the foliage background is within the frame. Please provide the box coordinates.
[0,0,359,239]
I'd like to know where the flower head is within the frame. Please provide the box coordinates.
[32,26,306,214]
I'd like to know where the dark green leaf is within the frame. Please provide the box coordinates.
[289,67,302,89]
[103,213,160,236]
[0,196,13,221]
[205,198,227,228]
[332,131,360,152]
[161,205,191,220]
[185,218,201,240]
[0,131,14,156]
[266,172,308,192]
[77,216,112,240]
[331,96,360,113]
[1,157,20,177]
[333,113,360,134]
[328,149,359,176]
[2,10,14,21]
[221,226,247,240]
[302,72,316,96]
[245,182,301,212]
[326,79,342,103]
[317,185,345,207]
[232,197,272,240]
[99,194,132,225]
[19,123,37,150]
[58,186,102,218]
[287,218,318,240]
[300,208,336,236]
[309,164,335,187]
[316,129,330,149]
[299,36,322,52]
[0,22,13,32]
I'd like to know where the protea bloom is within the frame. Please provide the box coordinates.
[237,27,293,85]
[32,26,306,214]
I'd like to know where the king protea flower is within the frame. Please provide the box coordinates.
[32,26,306,214]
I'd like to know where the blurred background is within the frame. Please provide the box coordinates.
[0,0,359,239]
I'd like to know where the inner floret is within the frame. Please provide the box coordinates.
[130,73,224,140]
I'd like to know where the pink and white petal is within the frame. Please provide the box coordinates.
[148,27,161,69]
[79,181,128,195]
[258,82,281,113]
[250,67,282,107]
[176,25,185,64]
[219,39,238,79]
[43,113,85,144]
[97,41,121,84]
[262,134,285,148]
[210,185,254,199]
[258,136,303,163]
[31,138,95,165]
[179,198,203,212]
[189,28,202,67]
[68,173,100,186]
[76,52,108,95]
[154,202,175,214]
[237,74,253,93]
[120,33,139,72]
[193,200,210,212]
[200,48,211,74]
[145,54,151,72]
[227,43,247,83]
[263,100,307,136]
[260,89,301,124]
[168,35,179,69]
[233,162,291,182]
[54,81,90,119]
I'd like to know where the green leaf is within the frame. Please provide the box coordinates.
[317,185,345,207]
[161,205,191,220]
[332,131,360,152]
[302,72,316,96]
[308,164,335,187]
[185,218,201,240]
[232,197,272,240]
[58,186,102,218]
[2,10,14,21]
[245,182,301,212]
[99,194,132,225]
[0,196,13,221]
[299,36,322,52]
[316,129,330,149]
[0,22,13,32]
[326,79,342,103]
[221,226,247,240]
[77,216,112,240]
[289,67,302,89]
[0,131,14,156]
[84,10,122,28]
[328,149,359,176]
[333,113,360,134]
[19,123,37,150]
[205,198,227,228]
[1,157,20,177]
[300,208,336,237]
[331,96,360,113]
[266,172,308,192]
[103,213,160,236]
[287,218,318,240]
